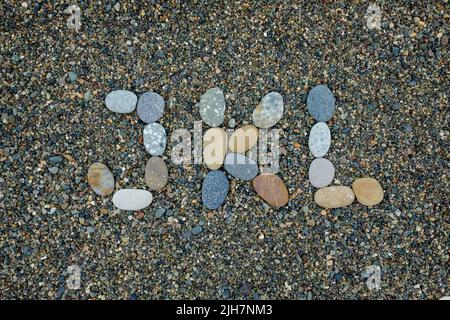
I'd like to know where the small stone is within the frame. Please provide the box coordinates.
[48,167,59,174]
[391,102,401,111]
[87,162,115,196]
[308,122,331,158]
[191,225,203,235]
[136,92,165,123]
[228,125,258,153]
[145,157,168,191]
[307,84,336,122]
[306,219,315,227]
[224,153,258,181]
[392,46,400,57]
[68,71,77,82]
[11,54,20,63]
[314,186,355,209]
[84,91,93,102]
[252,92,284,128]
[308,158,335,188]
[201,170,229,209]
[252,174,289,208]
[228,118,236,128]
[112,189,153,211]
[203,128,227,170]
[441,35,448,46]
[352,177,384,206]
[48,156,63,164]
[403,124,413,133]
[199,87,225,127]
[154,208,166,218]
[143,123,166,156]
[105,90,137,113]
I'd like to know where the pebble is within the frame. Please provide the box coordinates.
[252,92,284,128]
[308,158,335,188]
[307,85,335,122]
[87,162,115,196]
[145,157,168,191]
[48,156,63,164]
[252,174,289,208]
[112,189,153,211]
[68,71,77,82]
[203,128,228,170]
[228,125,258,153]
[352,177,384,206]
[441,35,448,46]
[308,122,331,158]
[314,186,355,209]
[143,123,166,156]
[105,90,137,113]
[224,153,258,181]
[201,170,229,209]
[191,225,203,235]
[136,92,165,123]
[199,87,225,127]
[154,208,166,218]
[48,167,59,174]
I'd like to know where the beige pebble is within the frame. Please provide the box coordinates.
[203,128,227,170]
[314,186,355,209]
[352,177,384,206]
[228,125,258,153]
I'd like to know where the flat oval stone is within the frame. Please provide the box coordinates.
[143,123,166,156]
[105,90,137,113]
[252,174,289,208]
[224,153,258,181]
[137,92,165,123]
[308,122,331,157]
[228,125,258,153]
[308,158,335,188]
[307,84,335,122]
[252,92,284,128]
[112,189,153,211]
[199,87,225,127]
[87,162,115,196]
[145,157,168,191]
[352,178,384,206]
[203,128,227,170]
[314,186,354,209]
[201,170,229,209]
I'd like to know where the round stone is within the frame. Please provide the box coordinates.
[201,170,229,209]
[252,174,289,208]
[203,128,228,170]
[145,157,168,191]
[352,177,384,206]
[143,123,166,156]
[87,162,115,196]
[199,87,225,127]
[136,92,165,123]
[105,90,137,113]
[308,158,335,188]
[252,92,284,128]
[308,122,331,158]
[228,125,258,153]
[314,186,355,209]
[112,189,153,211]
[224,153,258,181]
[307,85,335,122]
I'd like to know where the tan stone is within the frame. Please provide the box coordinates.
[87,162,114,196]
[252,174,289,208]
[352,178,384,206]
[203,128,227,170]
[228,125,258,153]
[314,186,355,208]
[145,157,168,191]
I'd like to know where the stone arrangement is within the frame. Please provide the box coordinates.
[87,90,169,211]
[307,85,384,208]
[199,88,289,209]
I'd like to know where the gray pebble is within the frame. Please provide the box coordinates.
[224,153,258,181]
[307,85,335,122]
[308,122,331,158]
[252,92,284,128]
[143,123,166,156]
[105,90,137,113]
[201,170,229,209]
[199,87,225,127]
[137,92,165,123]
[191,225,203,235]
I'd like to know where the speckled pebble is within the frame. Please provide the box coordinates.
[136,92,165,123]
[201,170,229,209]
[143,123,166,156]
[105,90,137,113]
[307,85,335,122]
[199,87,225,127]
[252,92,284,128]
[308,122,331,158]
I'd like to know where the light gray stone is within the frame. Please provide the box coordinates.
[308,158,335,188]
[308,122,331,158]
[224,153,258,181]
[105,90,137,113]
[112,189,153,211]
[199,87,225,127]
[143,123,166,156]
[252,92,284,128]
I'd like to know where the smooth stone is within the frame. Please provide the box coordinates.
[112,189,153,211]
[314,186,355,209]
[203,128,227,170]
[252,174,289,208]
[228,125,258,153]
[201,170,229,209]
[252,92,284,128]
[307,84,335,122]
[87,162,115,196]
[105,90,137,113]
[143,123,166,156]
[308,158,335,188]
[136,92,165,123]
[352,178,384,206]
[308,122,331,158]
[145,157,168,191]
[224,153,258,181]
[199,87,225,127]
